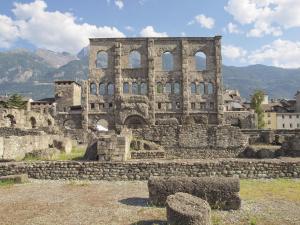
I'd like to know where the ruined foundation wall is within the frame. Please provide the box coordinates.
[133,124,249,158]
[0,159,299,180]
[0,134,60,160]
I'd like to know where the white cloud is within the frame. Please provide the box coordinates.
[248,39,300,68]
[140,26,168,37]
[225,0,300,37]
[194,14,215,29]
[114,0,124,10]
[0,15,19,48]
[226,22,242,34]
[5,0,124,53]
[125,26,134,32]
[222,45,247,61]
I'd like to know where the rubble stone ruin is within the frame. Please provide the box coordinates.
[82,36,224,131]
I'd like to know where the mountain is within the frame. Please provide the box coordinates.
[0,48,299,100]
[35,49,78,68]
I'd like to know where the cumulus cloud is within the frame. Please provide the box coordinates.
[140,26,168,37]
[114,0,124,10]
[125,26,134,32]
[225,0,300,37]
[194,14,215,29]
[248,39,300,68]
[0,15,19,48]
[222,45,247,61]
[0,0,124,53]
[225,22,242,34]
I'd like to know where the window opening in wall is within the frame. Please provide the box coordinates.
[282,115,285,119]
[200,102,206,110]
[165,82,172,93]
[132,82,139,95]
[96,51,108,68]
[210,102,214,109]
[162,52,173,71]
[198,83,205,95]
[191,102,196,110]
[90,83,97,95]
[176,102,180,109]
[283,123,285,128]
[90,103,95,109]
[207,82,213,94]
[140,82,147,95]
[99,83,106,95]
[195,51,206,71]
[109,103,113,108]
[158,102,162,109]
[289,115,292,119]
[157,82,163,93]
[190,82,196,94]
[107,83,114,96]
[290,123,293,128]
[174,82,180,94]
[129,50,141,68]
[123,82,129,94]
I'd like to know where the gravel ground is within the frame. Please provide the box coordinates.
[0,180,299,225]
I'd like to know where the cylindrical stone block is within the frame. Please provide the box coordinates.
[166,192,211,225]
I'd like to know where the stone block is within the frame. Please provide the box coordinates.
[148,176,241,210]
[167,192,211,225]
[53,138,72,154]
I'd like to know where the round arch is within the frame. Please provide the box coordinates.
[124,115,147,129]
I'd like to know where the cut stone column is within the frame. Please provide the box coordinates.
[166,192,211,225]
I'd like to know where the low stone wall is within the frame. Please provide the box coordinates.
[133,124,249,159]
[0,159,299,180]
[0,134,60,160]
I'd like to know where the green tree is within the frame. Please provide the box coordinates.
[5,94,27,109]
[250,90,265,129]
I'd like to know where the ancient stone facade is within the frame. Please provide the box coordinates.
[0,159,299,180]
[55,80,82,113]
[82,37,223,131]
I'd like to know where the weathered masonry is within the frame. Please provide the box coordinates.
[82,37,223,131]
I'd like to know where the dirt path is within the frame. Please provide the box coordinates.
[0,180,299,225]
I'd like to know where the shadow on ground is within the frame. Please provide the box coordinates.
[130,220,167,225]
[119,197,149,207]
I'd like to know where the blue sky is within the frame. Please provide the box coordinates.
[0,0,300,68]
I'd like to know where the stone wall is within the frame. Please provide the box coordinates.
[0,159,299,180]
[224,111,257,129]
[242,129,300,144]
[133,124,249,158]
[0,134,60,160]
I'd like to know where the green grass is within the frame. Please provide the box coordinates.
[52,147,86,161]
[0,180,15,187]
[240,179,300,202]
[22,146,86,161]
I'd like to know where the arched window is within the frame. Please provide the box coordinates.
[140,82,147,95]
[90,83,97,95]
[132,82,139,94]
[30,117,37,128]
[195,52,206,71]
[123,82,129,94]
[96,51,108,68]
[99,83,106,95]
[207,82,214,94]
[162,51,173,71]
[107,83,114,96]
[198,83,205,95]
[190,82,196,94]
[174,82,180,94]
[129,50,141,68]
[164,82,172,93]
[157,82,163,93]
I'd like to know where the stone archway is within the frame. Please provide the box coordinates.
[5,114,16,127]
[124,115,147,129]
[30,117,37,128]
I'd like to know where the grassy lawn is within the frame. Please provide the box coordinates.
[0,180,15,188]
[23,146,86,161]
